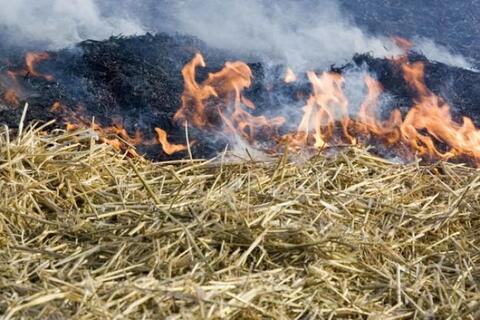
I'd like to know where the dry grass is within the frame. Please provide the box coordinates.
[1,122,480,319]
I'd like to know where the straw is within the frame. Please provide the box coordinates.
[0,123,479,319]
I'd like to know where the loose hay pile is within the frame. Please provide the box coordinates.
[1,124,479,319]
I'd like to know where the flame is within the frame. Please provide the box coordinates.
[174,53,285,144]
[52,100,191,157]
[25,52,54,81]
[154,128,190,155]
[3,45,480,165]
[0,71,22,106]
[398,62,480,161]
[284,68,297,83]
[1,51,54,106]
[52,102,141,156]
[169,52,480,165]
[283,71,353,149]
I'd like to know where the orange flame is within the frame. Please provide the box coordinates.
[53,101,191,157]
[154,128,190,155]
[25,52,54,81]
[174,53,285,144]
[0,71,23,106]
[1,51,54,106]
[53,103,141,156]
[169,52,480,165]
[398,62,480,161]
[4,45,480,165]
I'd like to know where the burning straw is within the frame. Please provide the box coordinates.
[1,122,479,319]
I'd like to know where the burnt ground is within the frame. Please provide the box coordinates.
[339,0,480,68]
[353,53,480,123]
[0,33,480,159]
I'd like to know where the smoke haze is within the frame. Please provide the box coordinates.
[0,0,143,48]
[0,0,473,69]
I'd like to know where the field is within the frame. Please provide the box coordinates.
[1,123,479,319]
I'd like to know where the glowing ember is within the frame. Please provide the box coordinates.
[65,122,79,131]
[4,90,19,106]
[50,101,62,112]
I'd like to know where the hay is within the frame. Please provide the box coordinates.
[0,123,479,319]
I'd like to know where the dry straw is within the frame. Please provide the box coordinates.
[0,120,479,319]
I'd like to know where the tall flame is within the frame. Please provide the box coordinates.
[174,53,285,145]
[169,52,480,165]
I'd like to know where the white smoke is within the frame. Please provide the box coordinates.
[0,0,143,49]
[413,37,475,70]
[164,0,399,69]
[0,0,474,70]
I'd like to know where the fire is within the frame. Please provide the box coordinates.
[50,101,62,112]
[298,71,352,148]
[3,44,480,165]
[154,128,189,155]
[0,71,22,106]
[52,102,141,156]
[174,53,285,144]
[1,51,55,107]
[25,52,54,81]
[167,52,480,165]
[392,37,413,53]
[398,62,480,161]
[284,68,297,83]
[52,98,192,157]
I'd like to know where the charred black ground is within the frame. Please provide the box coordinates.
[1,32,480,159]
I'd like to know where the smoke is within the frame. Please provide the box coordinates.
[163,0,399,69]
[413,37,475,71]
[161,0,475,70]
[0,0,473,70]
[0,0,144,49]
